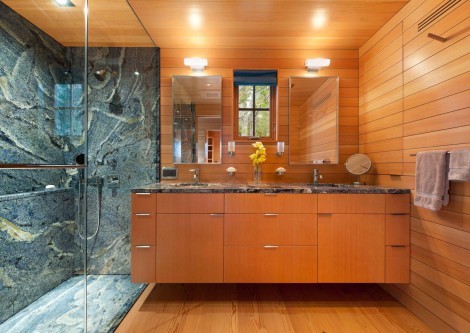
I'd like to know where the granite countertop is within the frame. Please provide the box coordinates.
[131,183,410,194]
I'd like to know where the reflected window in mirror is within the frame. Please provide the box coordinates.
[288,76,339,165]
[172,76,222,164]
[233,70,277,141]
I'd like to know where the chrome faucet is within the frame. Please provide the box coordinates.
[313,168,322,184]
[189,168,199,184]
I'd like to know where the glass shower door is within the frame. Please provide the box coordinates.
[0,0,88,332]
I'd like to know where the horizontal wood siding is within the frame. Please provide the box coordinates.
[161,49,358,184]
[359,0,470,331]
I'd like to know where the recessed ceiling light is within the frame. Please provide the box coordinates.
[312,10,327,29]
[53,0,75,7]
[188,8,202,29]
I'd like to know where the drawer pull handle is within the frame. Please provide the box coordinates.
[263,245,279,249]
[135,193,151,196]
[391,245,406,248]
[209,213,224,217]
[264,193,277,196]
[135,213,151,216]
[391,213,408,215]
[136,245,151,249]
[264,213,278,216]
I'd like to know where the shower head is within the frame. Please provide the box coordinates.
[94,69,117,81]
[94,69,109,81]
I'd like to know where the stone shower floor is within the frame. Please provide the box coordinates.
[0,275,146,333]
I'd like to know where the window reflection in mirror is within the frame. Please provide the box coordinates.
[172,76,222,164]
[289,76,339,165]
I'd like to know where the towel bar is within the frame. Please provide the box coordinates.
[410,152,451,157]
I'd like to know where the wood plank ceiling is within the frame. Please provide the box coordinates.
[3,0,410,49]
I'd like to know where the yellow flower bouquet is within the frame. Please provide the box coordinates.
[249,142,266,183]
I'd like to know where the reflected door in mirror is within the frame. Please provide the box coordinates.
[172,76,222,164]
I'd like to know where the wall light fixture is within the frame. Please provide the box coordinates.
[53,0,75,7]
[305,58,330,72]
[184,58,208,72]
[228,141,236,156]
[276,142,285,156]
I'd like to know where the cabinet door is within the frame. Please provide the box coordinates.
[318,214,385,282]
[156,213,223,283]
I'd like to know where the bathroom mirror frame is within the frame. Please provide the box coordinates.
[288,76,339,165]
[172,75,222,164]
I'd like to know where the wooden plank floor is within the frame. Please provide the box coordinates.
[117,283,435,333]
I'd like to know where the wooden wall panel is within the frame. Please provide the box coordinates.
[360,0,470,331]
[160,49,358,184]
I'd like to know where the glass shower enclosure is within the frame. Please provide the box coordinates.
[0,0,158,332]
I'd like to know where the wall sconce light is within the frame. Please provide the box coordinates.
[184,58,208,72]
[228,141,236,156]
[305,58,330,72]
[276,142,285,156]
[53,0,75,6]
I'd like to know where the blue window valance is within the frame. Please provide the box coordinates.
[233,70,277,86]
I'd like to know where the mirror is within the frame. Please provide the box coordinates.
[288,76,339,165]
[345,154,372,175]
[172,76,222,164]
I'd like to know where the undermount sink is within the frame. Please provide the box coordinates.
[311,183,358,188]
[164,182,218,187]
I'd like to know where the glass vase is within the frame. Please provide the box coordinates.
[253,164,261,184]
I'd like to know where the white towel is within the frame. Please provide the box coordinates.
[448,149,470,181]
[414,150,449,211]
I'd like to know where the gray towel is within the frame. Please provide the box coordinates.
[414,150,449,211]
[449,149,470,181]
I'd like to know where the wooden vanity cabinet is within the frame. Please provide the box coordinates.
[155,193,224,283]
[224,193,318,283]
[130,193,157,283]
[131,191,409,284]
[317,193,410,283]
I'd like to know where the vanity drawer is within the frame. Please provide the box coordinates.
[386,215,410,245]
[385,246,410,283]
[156,193,224,213]
[224,246,317,283]
[318,194,385,214]
[225,193,317,214]
[131,213,156,245]
[131,193,157,214]
[224,214,317,246]
[386,194,410,214]
[131,245,156,283]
